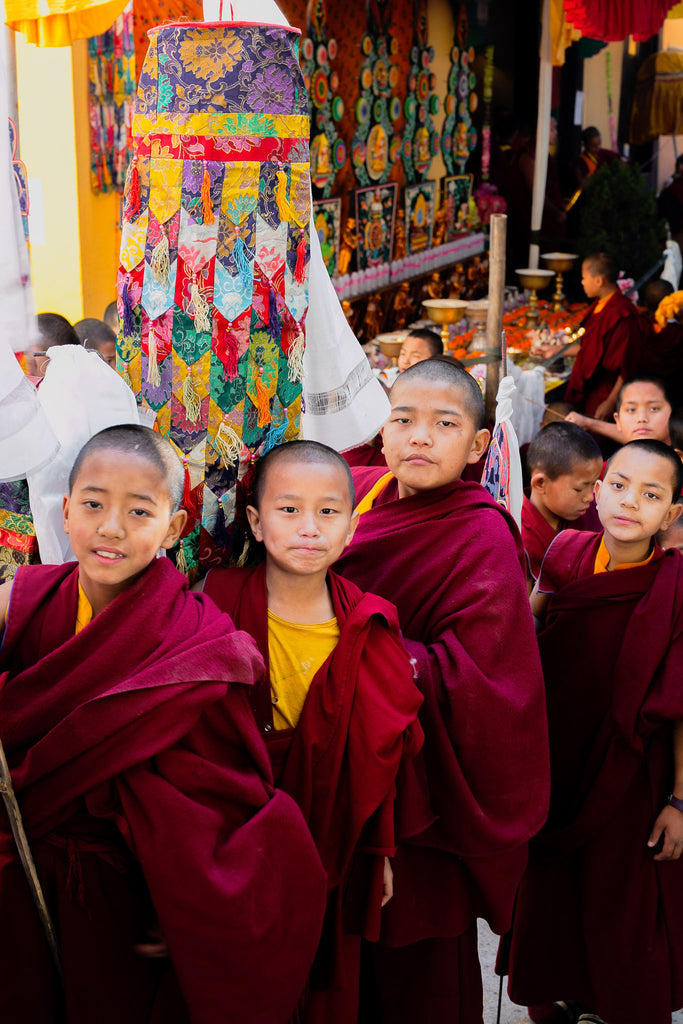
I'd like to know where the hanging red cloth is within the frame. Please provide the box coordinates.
[564,0,679,42]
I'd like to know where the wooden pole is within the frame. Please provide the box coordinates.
[0,737,63,980]
[485,212,507,424]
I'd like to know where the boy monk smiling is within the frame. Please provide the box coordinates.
[0,425,326,1024]
[508,439,683,1024]
[335,359,550,1024]
[199,440,423,1024]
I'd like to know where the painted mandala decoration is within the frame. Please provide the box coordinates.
[117,22,310,577]
[442,2,478,175]
[301,0,345,198]
[351,0,401,188]
[402,6,439,185]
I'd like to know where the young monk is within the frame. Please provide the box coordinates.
[507,439,683,1024]
[566,373,673,446]
[397,328,443,372]
[335,358,550,1024]
[522,422,602,579]
[560,253,645,419]
[0,424,327,1024]
[199,440,424,1024]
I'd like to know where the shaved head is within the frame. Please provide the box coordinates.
[527,422,601,479]
[392,357,486,431]
[252,440,355,509]
[69,424,184,512]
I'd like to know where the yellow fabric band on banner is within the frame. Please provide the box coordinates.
[133,112,309,141]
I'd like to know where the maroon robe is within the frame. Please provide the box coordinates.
[521,493,566,580]
[342,438,388,469]
[202,563,423,1023]
[507,530,683,1024]
[0,559,327,1024]
[335,469,550,1023]
[564,290,645,416]
[641,318,683,408]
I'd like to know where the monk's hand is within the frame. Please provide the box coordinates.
[648,805,683,860]
[593,399,614,422]
[134,922,169,958]
[565,411,590,429]
[382,857,393,907]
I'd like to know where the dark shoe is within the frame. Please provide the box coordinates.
[576,1015,607,1024]
[528,1003,582,1024]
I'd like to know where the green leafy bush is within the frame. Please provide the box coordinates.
[577,161,666,280]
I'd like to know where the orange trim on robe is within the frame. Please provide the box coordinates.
[593,535,656,574]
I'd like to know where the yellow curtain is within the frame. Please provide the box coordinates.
[549,0,581,67]
[4,0,128,45]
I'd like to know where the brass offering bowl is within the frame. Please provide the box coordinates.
[377,333,405,366]
[541,252,579,312]
[515,268,554,328]
[422,298,469,348]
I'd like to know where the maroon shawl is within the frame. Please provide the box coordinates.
[0,559,327,1024]
[203,564,423,908]
[508,530,683,1023]
[335,470,550,944]
[564,290,645,415]
[521,493,564,579]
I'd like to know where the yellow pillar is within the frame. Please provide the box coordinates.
[15,34,120,323]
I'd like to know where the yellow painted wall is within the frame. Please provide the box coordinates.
[15,36,83,320]
[72,39,121,318]
[15,35,120,323]
[657,18,683,191]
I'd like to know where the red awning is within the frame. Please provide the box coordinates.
[563,0,679,43]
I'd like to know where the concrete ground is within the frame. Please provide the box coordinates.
[478,921,683,1024]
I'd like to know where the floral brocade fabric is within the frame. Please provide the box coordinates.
[117,21,311,578]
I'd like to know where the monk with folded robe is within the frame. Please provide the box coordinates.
[200,440,424,1024]
[522,422,602,579]
[508,440,683,1024]
[0,424,327,1024]
[335,359,551,1024]
[562,253,646,420]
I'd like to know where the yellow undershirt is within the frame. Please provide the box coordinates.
[594,536,655,574]
[354,471,394,517]
[268,610,339,730]
[593,290,616,315]
[2,578,93,633]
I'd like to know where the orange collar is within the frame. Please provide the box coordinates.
[593,290,617,315]
[594,535,655,574]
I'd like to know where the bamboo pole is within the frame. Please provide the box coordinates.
[0,737,63,980]
[485,212,507,424]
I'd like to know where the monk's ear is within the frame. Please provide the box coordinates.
[467,428,490,463]
[344,509,360,548]
[594,478,603,504]
[62,493,71,535]
[160,509,187,550]
[246,504,263,542]
[660,501,683,533]
[530,471,547,493]
[675,448,683,465]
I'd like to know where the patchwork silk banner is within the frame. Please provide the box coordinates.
[117,21,310,576]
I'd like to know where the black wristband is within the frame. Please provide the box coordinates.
[668,793,683,814]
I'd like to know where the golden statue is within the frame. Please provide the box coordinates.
[338,218,358,276]
[393,211,406,260]
[423,272,443,301]
[392,281,411,329]
[363,293,383,341]
[432,202,448,246]
[449,262,467,298]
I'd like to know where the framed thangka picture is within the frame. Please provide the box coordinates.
[355,182,397,270]
[405,180,436,254]
[444,174,473,241]
[313,198,342,277]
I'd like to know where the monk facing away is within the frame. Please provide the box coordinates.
[335,358,551,1024]
[522,421,602,580]
[508,439,683,1024]
[0,424,327,1024]
[199,440,423,1024]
